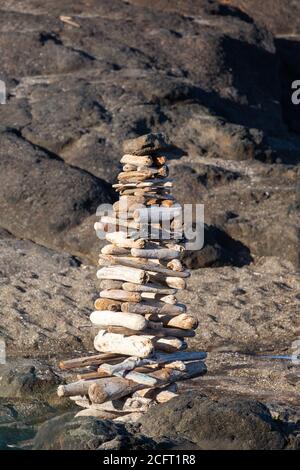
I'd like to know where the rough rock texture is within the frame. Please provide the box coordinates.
[0,239,96,357]
[180,257,300,353]
[0,0,298,267]
[0,0,299,451]
[140,391,286,450]
[33,412,161,450]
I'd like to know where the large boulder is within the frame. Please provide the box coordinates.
[0,132,114,261]
[33,413,159,450]
[140,392,286,450]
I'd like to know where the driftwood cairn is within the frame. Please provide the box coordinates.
[57,133,207,422]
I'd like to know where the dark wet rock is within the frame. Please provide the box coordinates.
[0,403,35,450]
[140,391,286,450]
[33,412,159,450]
[0,360,61,401]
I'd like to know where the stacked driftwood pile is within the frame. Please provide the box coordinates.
[57,133,206,423]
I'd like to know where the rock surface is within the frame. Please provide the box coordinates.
[0,0,299,451]
[140,391,286,450]
[33,412,162,450]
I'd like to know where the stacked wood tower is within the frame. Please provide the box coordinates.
[57,133,206,422]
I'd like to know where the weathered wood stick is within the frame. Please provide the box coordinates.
[151,336,187,352]
[156,389,178,403]
[88,377,142,404]
[113,199,144,212]
[141,293,177,304]
[97,266,149,284]
[113,179,173,189]
[100,289,142,303]
[145,325,195,338]
[59,353,125,370]
[146,313,198,330]
[149,273,187,289]
[101,244,130,256]
[121,154,153,166]
[167,259,184,272]
[76,370,108,380]
[94,298,121,311]
[131,247,182,260]
[110,352,205,375]
[99,279,124,290]
[105,232,145,249]
[118,166,168,182]
[122,282,176,295]
[133,383,178,400]
[90,311,147,331]
[101,216,139,230]
[123,163,138,171]
[88,360,205,404]
[121,301,186,315]
[101,254,189,278]
[75,409,120,419]
[94,330,154,357]
[133,205,182,223]
[57,379,105,397]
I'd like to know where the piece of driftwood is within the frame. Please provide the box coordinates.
[88,377,142,404]
[141,293,177,304]
[94,298,121,311]
[146,313,198,330]
[75,409,120,419]
[97,266,149,284]
[99,279,124,290]
[151,336,187,352]
[121,301,186,315]
[101,244,130,256]
[100,289,141,303]
[167,259,184,272]
[90,311,147,331]
[131,247,182,260]
[59,353,125,370]
[121,154,153,166]
[149,273,187,289]
[101,254,189,278]
[94,330,154,357]
[105,232,145,249]
[98,352,206,378]
[122,282,176,295]
[88,360,205,404]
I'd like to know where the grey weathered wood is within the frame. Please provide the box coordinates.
[97,265,149,284]
[94,330,154,357]
[122,282,176,295]
[90,311,147,331]
[131,247,182,260]
[101,254,189,278]
[100,289,141,303]
[121,301,186,315]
